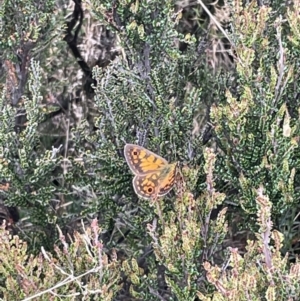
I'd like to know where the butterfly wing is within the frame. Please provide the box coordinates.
[124,144,168,175]
[157,162,177,196]
[132,173,158,199]
[132,163,178,199]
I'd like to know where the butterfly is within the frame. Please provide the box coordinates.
[124,144,178,199]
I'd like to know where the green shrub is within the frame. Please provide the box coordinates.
[1,0,300,300]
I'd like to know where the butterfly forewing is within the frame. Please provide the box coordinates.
[124,144,168,175]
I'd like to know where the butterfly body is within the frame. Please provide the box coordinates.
[124,144,177,199]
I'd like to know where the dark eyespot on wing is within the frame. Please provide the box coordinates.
[124,144,168,175]
[132,175,157,199]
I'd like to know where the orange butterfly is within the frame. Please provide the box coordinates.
[124,144,178,199]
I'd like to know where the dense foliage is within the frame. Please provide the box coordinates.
[1,0,300,300]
